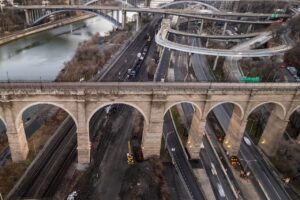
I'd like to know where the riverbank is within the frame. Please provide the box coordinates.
[0,14,94,46]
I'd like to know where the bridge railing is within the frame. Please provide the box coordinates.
[0,82,299,92]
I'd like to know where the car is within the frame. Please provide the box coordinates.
[211,163,217,175]
[217,183,226,197]
[287,66,298,75]
[243,137,251,146]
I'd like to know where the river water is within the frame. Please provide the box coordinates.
[0,16,114,133]
[0,16,114,81]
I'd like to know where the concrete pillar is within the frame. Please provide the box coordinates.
[222,22,228,35]
[205,39,209,47]
[136,13,141,31]
[199,19,204,34]
[233,1,239,12]
[258,108,288,157]
[122,10,126,29]
[24,9,30,25]
[247,24,253,34]
[223,106,245,155]
[76,102,90,164]
[213,56,219,71]
[3,103,29,162]
[142,101,165,158]
[186,109,205,159]
[116,10,120,23]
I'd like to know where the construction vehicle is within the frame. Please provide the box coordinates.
[127,141,134,165]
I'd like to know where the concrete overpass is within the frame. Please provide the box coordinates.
[0,82,299,165]
[6,5,286,28]
[156,19,292,57]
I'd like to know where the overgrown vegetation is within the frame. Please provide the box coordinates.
[56,30,132,81]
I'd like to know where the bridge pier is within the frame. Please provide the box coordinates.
[247,24,253,34]
[2,103,29,162]
[116,10,120,23]
[142,101,164,159]
[223,106,246,156]
[198,19,204,34]
[213,56,219,71]
[205,39,209,47]
[258,108,289,157]
[186,112,205,159]
[222,22,228,35]
[24,9,31,25]
[76,102,90,164]
[136,13,141,31]
[233,1,239,12]
[122,10,127,29]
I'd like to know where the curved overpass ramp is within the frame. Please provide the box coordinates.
[155,19,292,57]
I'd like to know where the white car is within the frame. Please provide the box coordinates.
[243,137,251,146]
[217,183,226,197]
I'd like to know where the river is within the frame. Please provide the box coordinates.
[0,16,114,81]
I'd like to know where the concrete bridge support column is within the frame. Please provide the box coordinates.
[223,106,246,155]
[205,39,209,47]
[186,110,205,159]
[136,13,141,31]
[258,108,289,157]
[24,9,31,25]
[2,103,29,162]
[116,10,120,23]
[213,56,219,71]
[233,1,239,12]
[222,22,228,35]
[142,101,165,158]
[199,19,204,34]
[122,10,127,29]
[247,24,253,34]
[76,102,90,164]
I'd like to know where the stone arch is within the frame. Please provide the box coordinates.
[204,101,244,120]
[15,102,78,133]
[87,101,149,133]
[163,101,202,117]
[286,105,300,120]
[246,101,286,120]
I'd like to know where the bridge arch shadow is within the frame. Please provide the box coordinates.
[88,102,146,163]
[245,102,287,146]
[160,101,202,160]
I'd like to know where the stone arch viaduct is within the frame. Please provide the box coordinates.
[0,82,299,164]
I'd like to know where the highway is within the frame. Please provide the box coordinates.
[164,111,205,200]
[99,18,159,81]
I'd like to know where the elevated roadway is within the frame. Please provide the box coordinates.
[169,27,262,40]
[156,20,292,57]
[7,5,286,24]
